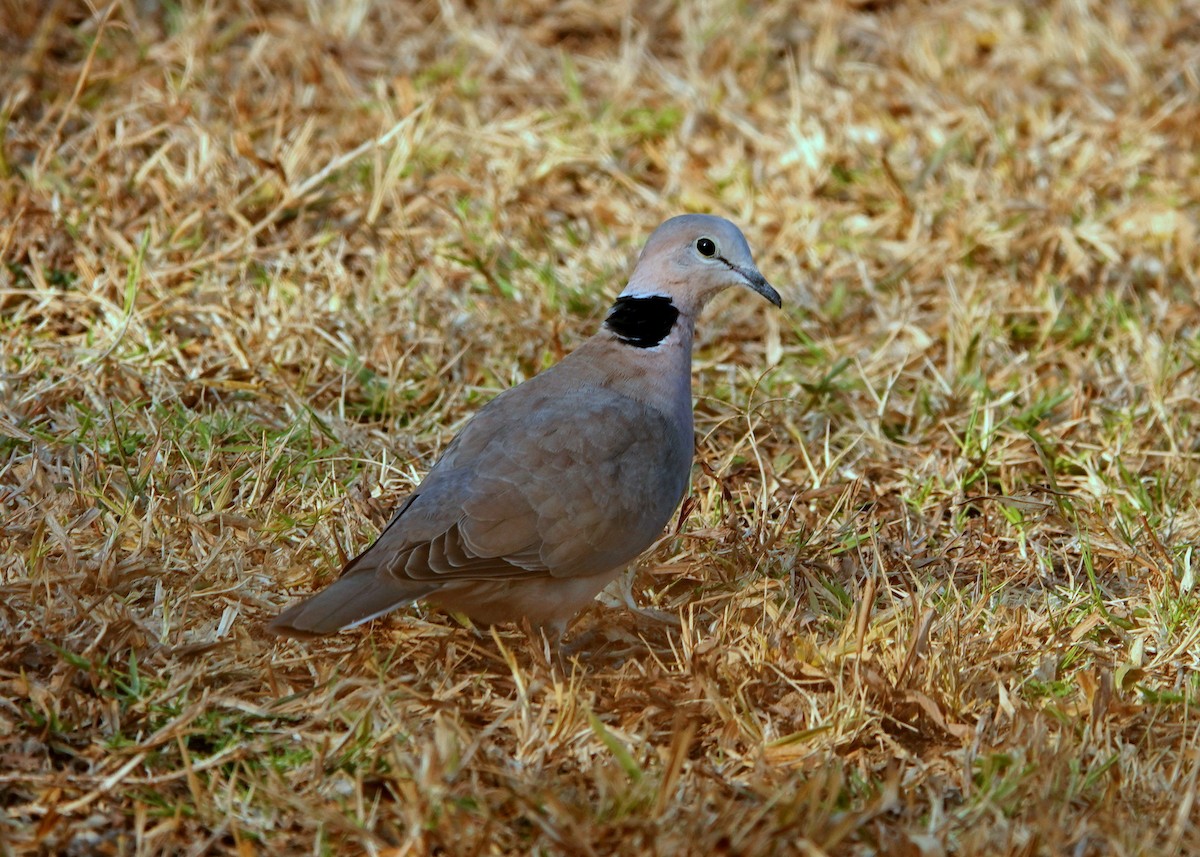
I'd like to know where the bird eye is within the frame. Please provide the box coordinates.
[696,237,717,258]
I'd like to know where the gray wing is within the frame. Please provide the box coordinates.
[359,380,693,582]
[267,376,693,637]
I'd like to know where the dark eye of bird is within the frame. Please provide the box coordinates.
[696,237,716,257]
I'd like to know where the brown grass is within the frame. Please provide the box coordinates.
[2,0,1199,853]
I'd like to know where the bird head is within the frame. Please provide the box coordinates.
[618,214,781,313]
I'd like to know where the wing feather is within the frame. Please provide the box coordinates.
[339,382,691,586]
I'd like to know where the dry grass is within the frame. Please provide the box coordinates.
[2,0,1199,853]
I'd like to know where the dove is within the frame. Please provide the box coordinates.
[268,214,780,641]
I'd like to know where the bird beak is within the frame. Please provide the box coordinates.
[737,265,782,308]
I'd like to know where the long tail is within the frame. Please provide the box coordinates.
[267,572,438,638]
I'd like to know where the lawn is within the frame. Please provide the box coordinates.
[2,0,1199,854]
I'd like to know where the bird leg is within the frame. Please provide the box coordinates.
[517,617,573,674]
[612,567,681,627]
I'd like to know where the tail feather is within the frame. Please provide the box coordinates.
[267,573,438,638]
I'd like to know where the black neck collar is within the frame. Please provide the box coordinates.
[603,295,680,348]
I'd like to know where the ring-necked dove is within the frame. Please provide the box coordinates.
[268,214,780,641]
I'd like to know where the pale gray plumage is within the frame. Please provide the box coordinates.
[268,214,780,640]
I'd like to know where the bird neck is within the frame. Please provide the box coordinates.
[603,294,681,349]
[569,304,697,415]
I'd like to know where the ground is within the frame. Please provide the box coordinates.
[2,0,1199,854]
